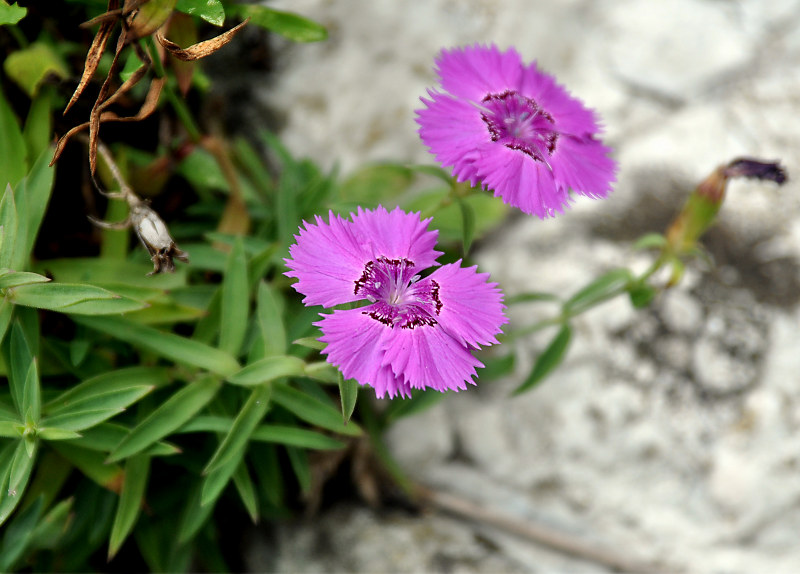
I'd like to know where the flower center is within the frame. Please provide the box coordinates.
[354,257,441,329]
[481,90,558,162]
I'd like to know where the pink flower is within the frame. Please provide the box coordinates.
[284,206,507,399]
[416,44,617,218]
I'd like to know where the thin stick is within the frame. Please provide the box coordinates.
[415,484,670,573]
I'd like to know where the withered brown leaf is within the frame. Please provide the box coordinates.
[155,18,249,61]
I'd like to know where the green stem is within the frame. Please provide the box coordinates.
[144,39,202,143]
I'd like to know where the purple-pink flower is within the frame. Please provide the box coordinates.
[416,44,617,219]
[284,206,507,399]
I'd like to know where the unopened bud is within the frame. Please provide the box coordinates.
[666,157,787,254]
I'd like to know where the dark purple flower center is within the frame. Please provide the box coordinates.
[354,257,441,329]
[481,90,558,162]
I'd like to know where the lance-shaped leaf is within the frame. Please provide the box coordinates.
[48,442,124,492]
[226,356,305,387]
[0,86,25,189]
[70,423,178,457]
[235,5,327,42]
[337,373,358,425]
[3,42,68,98]
[0,272,49,290]
[513,324,573,395]
[232,462,258,523]
[8,282,123,310]
[74,316,240,376]
[155,18,248,61]
[41,385,153,432]
[108,454,150,559]
[218,237,248,356]
[0,184,18,268]
[0,439,37,527]
[251,424,345,450]
[271,383,362,436]
[563,269,633,316]
[256,281,286,357]
[45,366,170,412]
[0,495,42,572]
[203,385,271,475]
[175,0,224,26]
[108,376,221,462]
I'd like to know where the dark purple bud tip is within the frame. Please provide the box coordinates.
[724,158,787,185]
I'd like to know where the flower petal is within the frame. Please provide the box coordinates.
[475,146,569,218]
[435,44,523,101]
[350,205,442,271]
[380,325,483,393]
[316,309,411,399]
[285,207,442,307]
[416,92,488,185]
[550,135,617,200]
[284,211,374,307]
[519,62,601,137]
[425,262,507,349]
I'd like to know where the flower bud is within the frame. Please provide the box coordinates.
[666,158,786,254]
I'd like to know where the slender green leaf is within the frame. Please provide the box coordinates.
[0,496,41,571]
[20,450,70,511]
[45,385,153,419]
[27,497,73,551]
[0,439,37,527]
[36,257,187,289]
[45,366,170,411]
[0,1,26,25]
[514,324,573,395]
[0,271,49,290]
[291,335,325,351]
[219,237,248,356]
[71,423,178,457]
[203,385,271,474]
[108,376,221,462]
[0,421,20,437]
[303,361,339,384]
[232,462,258,523]
[36,427,81,440]
[21,358,40,423]
[0,185,18,268]
[563,269,633,315]
[49,442,123,490]
[200,456,238,507]
[256,281,286,357]
[236,5,327,42]
[251,424,345,450]
[455,196,476,255]
[226,355,305,387]
[285,446,310,492]
[177,481,214,544]
[337,373,358,424]
[23,88,52,161]
[0,298,12,345]
[109,455,150,559]
[0,86,25,189]
[41,387,153,431]
[5,322,32,415]
[271,383,362,436]
[74,316,240,376]
[9,282,121,309]
[176,0,225,26]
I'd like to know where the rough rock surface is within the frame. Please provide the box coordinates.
[251,0,800,571]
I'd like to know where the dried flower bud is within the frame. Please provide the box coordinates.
[130,204,188,275]
[666,157,787,254]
